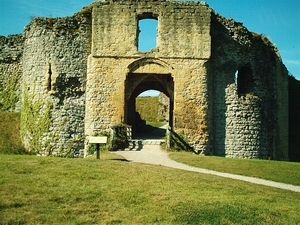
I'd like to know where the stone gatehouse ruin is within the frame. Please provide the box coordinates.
[0,0,291,160]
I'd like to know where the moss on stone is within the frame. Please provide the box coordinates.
[20,87,52,154]
[0,112,27,154]
[0,70,20,111]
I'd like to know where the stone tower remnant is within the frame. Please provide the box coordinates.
[0,0,289,160]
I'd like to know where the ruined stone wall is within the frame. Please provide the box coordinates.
[0,34,24,111]
[91,0,210,58]
[289,76,300,161]
[86,0,212,154]
[0,0,288,159]
[210,12,288,159]
[158,92,169,121]
[171,59,211,154]
[21,8,92,157]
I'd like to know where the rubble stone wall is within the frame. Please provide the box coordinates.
[20,8,92,157]
[0,0,289,160]
[86,0,212,155]
[0,34,24,111]
[210,13,288,159]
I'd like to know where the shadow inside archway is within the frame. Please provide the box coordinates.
[134,124,166,140]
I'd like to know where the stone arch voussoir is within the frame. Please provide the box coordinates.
[127,58,173,74]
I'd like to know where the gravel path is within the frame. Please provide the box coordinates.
[113,144,300,193]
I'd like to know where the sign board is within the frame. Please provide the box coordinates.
[88,136,107,144]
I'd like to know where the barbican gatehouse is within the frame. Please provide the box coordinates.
[0,0,289,160]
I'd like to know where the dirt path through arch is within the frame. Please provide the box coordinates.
[113,145,300,193]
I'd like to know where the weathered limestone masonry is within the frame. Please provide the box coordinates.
[0,34,24,111]
[210,14,288,159]
[85,0,212,156]
[85,0,288,159]
[0,0,289,160]
[20,8,92,157]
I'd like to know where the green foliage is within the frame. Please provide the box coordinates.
[147,121,166,128]
[77,5,93,17]
[111,124,129,150]
[87,143,97,155]
[168,129,193,152]
[0,154,300,224]
[136,96,164,122]
[0,112,27,154]
[0,71,20,111]
[20,88,52,154]
[87,131,111,155]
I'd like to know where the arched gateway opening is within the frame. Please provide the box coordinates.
[124,59,174,139]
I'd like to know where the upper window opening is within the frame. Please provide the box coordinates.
[236,66,254,96]
[138,16,158,52]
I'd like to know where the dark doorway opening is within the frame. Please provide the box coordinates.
[135,91,169,139]
[124,73,174,139]
[236,66,254,96]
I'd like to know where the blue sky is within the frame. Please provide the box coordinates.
[0,0,299,96]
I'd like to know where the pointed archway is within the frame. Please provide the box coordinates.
[124,59,174,137]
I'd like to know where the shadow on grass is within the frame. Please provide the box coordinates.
[110,158,131,162]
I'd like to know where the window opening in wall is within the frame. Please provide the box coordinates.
[234,70,238,86]
[236,66,254,96]
[47,63,52,92]
[138,18,158,52]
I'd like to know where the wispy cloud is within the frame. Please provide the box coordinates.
[16,0,92,18]
[284,59,300,66]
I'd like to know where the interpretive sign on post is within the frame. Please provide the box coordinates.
[88,136,108,159]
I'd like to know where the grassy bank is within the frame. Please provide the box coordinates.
[0,112,27,154]
[1,153,300,224]
[169,152,300,186]
[136,96,164,122]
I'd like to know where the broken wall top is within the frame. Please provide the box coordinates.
[92,0,211,59]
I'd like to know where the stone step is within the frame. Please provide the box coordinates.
[123,139,165,151]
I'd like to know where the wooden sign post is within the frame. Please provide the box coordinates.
[88,136,108,159]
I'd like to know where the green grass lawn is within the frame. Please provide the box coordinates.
[0,112,27,155]
[147,121,166,128]
[136,96,165,122]
[169,152,300,186]
[1,152,300,224]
